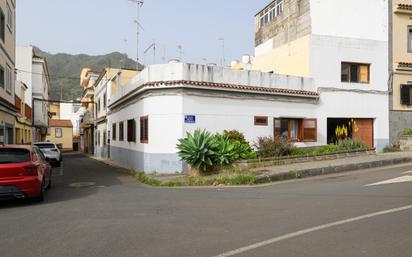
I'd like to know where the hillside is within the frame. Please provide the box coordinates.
[33,47,139,101]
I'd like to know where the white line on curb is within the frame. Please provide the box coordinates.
[211,204,412,257]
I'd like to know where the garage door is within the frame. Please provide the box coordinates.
[352,119,374,148]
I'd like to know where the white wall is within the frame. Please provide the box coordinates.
[310,35,389,91]
[16,46,33,107]
[310,0,388,41]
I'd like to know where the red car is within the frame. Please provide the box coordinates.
[0,145,52,201]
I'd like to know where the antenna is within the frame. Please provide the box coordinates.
[128,0,144,70]
[161,45,166,63]
[144,41,156,65]
[218,37,225,67]
[177,45,183,61]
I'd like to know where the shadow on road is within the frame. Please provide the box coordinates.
[0,153,131,209]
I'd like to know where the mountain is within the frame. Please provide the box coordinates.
[33,47,140,101]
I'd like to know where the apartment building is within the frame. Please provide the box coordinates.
[253,0,389,151]
[389,1,412,142]
[0,0,17,144]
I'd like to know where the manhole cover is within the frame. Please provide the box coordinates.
[69,182,96,188]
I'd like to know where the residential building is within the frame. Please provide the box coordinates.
[79,68,100,154]
[16,46,50,142]
[389,1,412,142]
[46,119,73,151]
[0,0,17,144]
[252,0,389,150]
[14,81,32,144]
[94,68,137,159]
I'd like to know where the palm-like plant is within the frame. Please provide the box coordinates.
[177,129,218,173]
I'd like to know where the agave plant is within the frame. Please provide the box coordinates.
[176,129,218,173]
[215,134,237,165]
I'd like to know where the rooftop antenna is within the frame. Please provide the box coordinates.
[177,45,183,61]
[218,37,226,67]
[128,0,144,70]
[144,40,156,65]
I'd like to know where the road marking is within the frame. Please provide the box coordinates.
[365,176,412,187]
[211,204,412,257]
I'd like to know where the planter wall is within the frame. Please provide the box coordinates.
[233,148,376,171]
[399,136,412,151]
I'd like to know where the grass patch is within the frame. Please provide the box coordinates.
[130,171,257,187]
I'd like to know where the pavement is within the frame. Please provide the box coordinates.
[1,153,412,257]
[253,151,412,183]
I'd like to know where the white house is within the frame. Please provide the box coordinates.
[16,46,50,142]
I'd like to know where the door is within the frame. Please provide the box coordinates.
[352,119,374,148]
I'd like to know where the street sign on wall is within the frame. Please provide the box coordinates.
[184,115,196,124]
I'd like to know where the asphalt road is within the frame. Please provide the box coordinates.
[1,153,412,257]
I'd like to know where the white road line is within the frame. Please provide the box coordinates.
[211,204,412,257]
[365,175,412,186]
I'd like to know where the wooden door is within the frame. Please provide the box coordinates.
[352,119,374,148]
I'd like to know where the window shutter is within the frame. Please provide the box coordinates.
[274,118,281,137]
[359,64,369,83]
[302,119,317,142]
[401,84,411,105]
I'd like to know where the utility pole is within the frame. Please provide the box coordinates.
[128,0,144,71]
[218,37,225,67]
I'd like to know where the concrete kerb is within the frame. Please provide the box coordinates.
[255,156,412,184]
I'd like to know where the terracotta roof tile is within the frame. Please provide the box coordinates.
[398,62,412,68]
[49,119,73,128]
[398,4,412,10]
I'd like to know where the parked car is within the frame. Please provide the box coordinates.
[0,145,52,201]
[33,142,62,167]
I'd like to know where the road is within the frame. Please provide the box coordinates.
[1,153,412,257]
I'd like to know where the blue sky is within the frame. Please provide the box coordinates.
[17,0,269,65]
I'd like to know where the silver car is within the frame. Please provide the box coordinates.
[33,142,62,167]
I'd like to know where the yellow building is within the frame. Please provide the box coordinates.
[14,81,32,144]
[49,103,60,120]
[46,120,73,151]
[389,1,412,142]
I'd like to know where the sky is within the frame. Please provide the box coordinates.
[17,0,269,66]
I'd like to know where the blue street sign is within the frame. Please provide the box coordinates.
[184,115,196,124]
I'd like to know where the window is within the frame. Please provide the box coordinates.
[127,119,136,142]
[119,122,124,141]
[97,130,100,146]
[0,8,4,42]
[259,0,284,28]
[103,130,107,146]
[274,118,317,142]
[6,4,12,31]
[0,65,4,88]
[5,64,12,93]
[341,62,370,83]
[401,84,412,105]
[408,27,412,53]
[254,116,268,126]
[112,123,117,140]
[55,128,62,138]
[140,116,149,143]
[97,98,100,112]
[103,93,107,108]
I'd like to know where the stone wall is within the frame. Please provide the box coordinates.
[255,0,311,47]
[389,110,412,144]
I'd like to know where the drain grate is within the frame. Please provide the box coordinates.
[69,182,97,188]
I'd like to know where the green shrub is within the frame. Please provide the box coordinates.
[335,139,368,151]
[177,129,218,173]
[215,134,238,165]
[401,128,412,136]
[223,130,249,145]
[255,136,295,158]
[383,144,401,153]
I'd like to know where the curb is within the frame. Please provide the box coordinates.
[255,157,412,184]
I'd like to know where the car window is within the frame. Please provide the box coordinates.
[0,148,31,164]
[34,147,46,161]
[34,143,55,149]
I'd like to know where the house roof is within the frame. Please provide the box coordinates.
[49,119,73,128]
[110,80,319,108]
[398,4,412,11]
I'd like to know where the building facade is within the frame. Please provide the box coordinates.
[16,46,50,142]
[253,0,389,151]
[14,81,32,144]
[389,1,412,143]
[0,0,17,144]
[46,119,73,151]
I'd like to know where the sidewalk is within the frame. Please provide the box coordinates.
[253,151,412,183]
